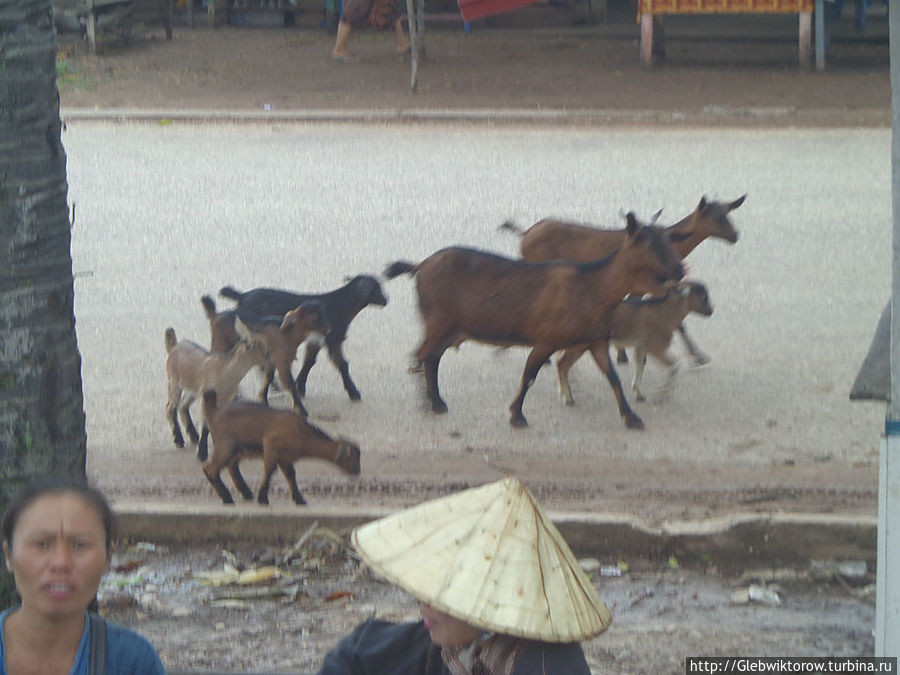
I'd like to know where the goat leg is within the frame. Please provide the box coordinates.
[616,347,629,364]
[226,461,255,501]
[327,342,361,401]
[258,365,276,406]
[256,460,278,505]
[588,342,644,430]
[632,351,648,402]
[556,345,589,407]
[295,342,321,399]
[678,323,709,366]
[168,406,185,448]
[509,347,554,428]
[279,461,308,505]
[422,352,448,414]
[277,367,308,418]
[197,425,210,462]
[203,466,235,505]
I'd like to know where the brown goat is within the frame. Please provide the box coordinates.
[557,281,713,406]
[202,298,331,415]
[233,301,331,415]
[502,195,744,365]
[201,389,361,506]
[384,213,684,429]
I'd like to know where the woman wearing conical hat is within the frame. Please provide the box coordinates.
[317,477,611,675]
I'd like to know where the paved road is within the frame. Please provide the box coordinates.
[62,120,890,520]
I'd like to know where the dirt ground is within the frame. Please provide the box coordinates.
[100,529,877,674]
[56,2,890,126]
[52,4,890,673]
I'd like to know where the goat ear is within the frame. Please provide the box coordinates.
[625,212,640,237]
[280,311,297,331]
[729,194,747,211]
[697,196,708,212]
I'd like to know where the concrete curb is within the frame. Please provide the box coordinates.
[58,106,841,126]
[113,502,877,566]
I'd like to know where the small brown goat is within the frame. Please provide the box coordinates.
[164,328,267,460]
[384,212,684,429]
[201,389,361,506]
[502,195,744,365]
[231,301,331,415]
[557,281,713,405]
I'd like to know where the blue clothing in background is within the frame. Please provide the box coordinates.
[0,608,166,675]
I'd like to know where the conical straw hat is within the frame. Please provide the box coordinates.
[352,477,612,643]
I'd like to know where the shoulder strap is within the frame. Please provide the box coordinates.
[88,612,107,675]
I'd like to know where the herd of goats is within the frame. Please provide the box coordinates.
[163,195,746,506]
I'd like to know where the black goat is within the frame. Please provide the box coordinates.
[216,275,388,401]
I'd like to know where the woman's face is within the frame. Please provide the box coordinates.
[3,492,110,621]
[420,604,482,647]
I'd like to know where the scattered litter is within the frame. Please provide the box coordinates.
[600,566,622,577]
[325,590,354,602]
[810,560,869,582]
[579,558,601,575]
[748,584,781,606]
[114,559,145,574]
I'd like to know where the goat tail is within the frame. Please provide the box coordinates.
[164,327,177,353]
[383,261,418,280]
[498,220,525,236]
[219,286,243,302]
[201,295,217,320]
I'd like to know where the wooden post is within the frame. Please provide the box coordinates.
[640,13,653,66]
[798,10,812,69]
[406,0,418,91]
[814,0,825,71]
[86,0,99,53]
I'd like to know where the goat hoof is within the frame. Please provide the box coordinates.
[510,415,528,429]
[431,400,448,414]
[174,441,185,449]
[348,390,361,402]
[624,415,645,430]
[693,354,711,366]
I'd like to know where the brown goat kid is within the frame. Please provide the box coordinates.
[557,281,713,406]
[201,389,361,506]
[502,195,744,365]
[232,300,330,415]
[202,298,330,415]
[384,213,685,430]
[164,328,267,460]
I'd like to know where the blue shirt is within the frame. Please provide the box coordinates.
[0,608,166,675]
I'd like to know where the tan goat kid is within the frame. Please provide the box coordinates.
[557,281,713,406]
[164,328,268,460]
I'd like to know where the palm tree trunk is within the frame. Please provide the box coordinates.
[0,0,88,541]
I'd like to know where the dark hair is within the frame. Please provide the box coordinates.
[1,476,116,553]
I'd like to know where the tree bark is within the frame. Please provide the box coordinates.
[0,0,87,556]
